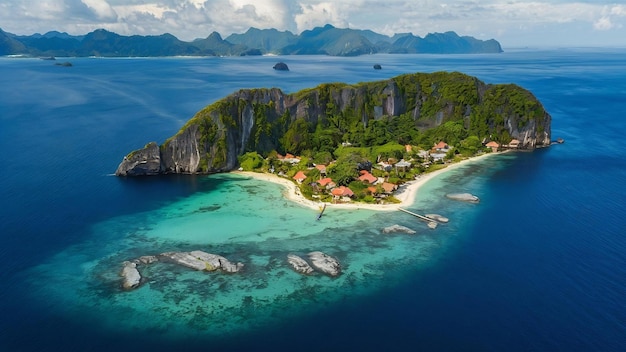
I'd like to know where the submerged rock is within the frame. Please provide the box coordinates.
[446,193,480,203]
[381,224,416,234]
[287,254,315,275]
[120,261,141,290]
[308,251,341,277]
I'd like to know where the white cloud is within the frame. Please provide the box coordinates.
[594,16,614,30]
[294,2,347,32]
[81,0,118,21]
[0,0,624,46]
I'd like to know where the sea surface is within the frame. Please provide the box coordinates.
[0,49,624,351]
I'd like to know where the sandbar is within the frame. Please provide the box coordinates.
[233,151,502,212]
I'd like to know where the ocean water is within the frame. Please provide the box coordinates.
[1,50,625,351]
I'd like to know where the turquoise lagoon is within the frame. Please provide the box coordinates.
[26,155,510,340]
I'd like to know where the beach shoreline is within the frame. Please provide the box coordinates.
[233,151,503,212]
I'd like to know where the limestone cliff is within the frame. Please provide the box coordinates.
[116,71,551,176]
[115,142,161,176]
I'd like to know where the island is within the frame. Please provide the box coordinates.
[273,62,289,71]
[115,71,551,208]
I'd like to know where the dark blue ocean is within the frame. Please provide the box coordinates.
[1,50,625,351]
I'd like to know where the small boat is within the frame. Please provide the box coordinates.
[316,203,327,220]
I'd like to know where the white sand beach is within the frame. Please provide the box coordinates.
[234,151,502,212]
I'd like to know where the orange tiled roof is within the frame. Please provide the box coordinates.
[358,173,377,184]
[317,177,334,187]
[486,141,500,147]
[434,141,448,149]
[331,186,354,197]
[293,171,307,181]
[382,182,396,193]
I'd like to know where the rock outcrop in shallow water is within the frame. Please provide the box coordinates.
[160,251,244,273]
[120,261,142,290]
[120,250,243,290]
[116,72,552,176]
[287,254,315,274]
[308,251,341,277]
[446,193,480,203]
[382,224,417,234]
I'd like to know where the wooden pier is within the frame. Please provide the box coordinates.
[397,208,433,222]
[398,208,449,228]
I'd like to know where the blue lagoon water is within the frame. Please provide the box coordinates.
[1,50,625,351]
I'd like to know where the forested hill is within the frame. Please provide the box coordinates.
[116,71,551,176]
[1,25,502,57]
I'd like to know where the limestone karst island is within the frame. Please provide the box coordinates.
[116,71,552,207]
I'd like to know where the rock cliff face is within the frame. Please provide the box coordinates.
[115,142,161,176]
[116,71,551,176]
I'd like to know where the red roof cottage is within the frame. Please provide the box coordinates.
[358,172,377,184]
[433,141,449,152]
[317,177,335,188]
[293,171,307,183]
[485,141,500,152]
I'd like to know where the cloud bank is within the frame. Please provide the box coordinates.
[1,0,624,46]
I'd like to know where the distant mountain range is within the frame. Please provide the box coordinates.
[0,24,502,57]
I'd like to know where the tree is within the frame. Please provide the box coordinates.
[459,135,482,157]
[238,152,263,170]
[280,118,310,154]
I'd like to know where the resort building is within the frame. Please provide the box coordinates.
[358,171,377,184]
[433,141,449,152]
[505,139,520,149]
[315,164,327,175]
[293,171,307,183]
[317,177,335,189]
[331,186,355,202]
[381,182,397,194]
[485,141,500,152]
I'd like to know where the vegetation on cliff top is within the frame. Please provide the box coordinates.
[165,71,548,175]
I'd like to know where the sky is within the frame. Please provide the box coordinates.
[0,0,624,48]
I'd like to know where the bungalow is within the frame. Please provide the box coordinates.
[283,153,301,164]
[395,159,411,172]
[377,161,392,172]
[381,182,397,194]
[505,139,520,149]
[367,186,378,195]
[293,170,307,183]
[317,177,336,189]
[358,172,377,184]
[417,150,430,159]
[331,186,355,202]
[315,164,327,175]
[405,144,413,153]
[433,141,449,152]
[485,141,500,152]
[430,153,447,162]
